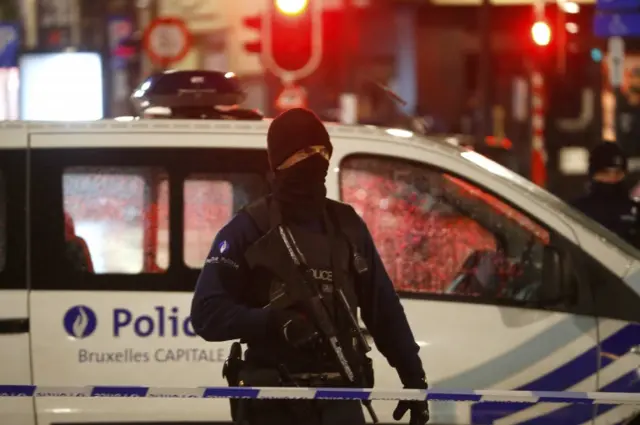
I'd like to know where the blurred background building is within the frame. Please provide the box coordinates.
[2,0,639,202]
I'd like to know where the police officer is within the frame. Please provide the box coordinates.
[571,142,640,247]
[190,108,430,425]
[616,67,640,156]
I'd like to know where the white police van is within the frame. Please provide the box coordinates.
[1,73,639,425]
[0,118,638,425]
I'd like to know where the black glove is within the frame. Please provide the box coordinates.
[267,309,319,349]
[393,377,429,425]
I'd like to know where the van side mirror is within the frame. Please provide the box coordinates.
[538,246,577,307]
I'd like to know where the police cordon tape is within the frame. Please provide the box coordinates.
[1,385,640,405]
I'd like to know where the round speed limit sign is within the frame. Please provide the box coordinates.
[143,16,192,67]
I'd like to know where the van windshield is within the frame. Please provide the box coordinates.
[458,149,640,260]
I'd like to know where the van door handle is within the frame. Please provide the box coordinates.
[0,318,29,335]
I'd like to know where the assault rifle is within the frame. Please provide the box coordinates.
[245,224,378,423]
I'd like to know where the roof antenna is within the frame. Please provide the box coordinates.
[370,80,408,107]
[367,79,427,134]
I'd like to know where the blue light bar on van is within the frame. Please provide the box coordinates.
[130,70,263,120]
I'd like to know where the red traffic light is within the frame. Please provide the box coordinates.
[266,0,316,73]
[531,21,551,46]
[243,1,322,78]
[242,14,262,54]
[275,0,309,16]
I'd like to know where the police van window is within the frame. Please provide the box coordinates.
[340,155,550,302]
[184,173,268,268]
[0,171,5,272]
[63,167,169,274]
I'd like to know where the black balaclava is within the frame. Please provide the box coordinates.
[271,155,329,222]
[588,142,629,197]
[266,108,333,223]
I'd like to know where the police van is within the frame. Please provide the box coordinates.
[1,71,639,425]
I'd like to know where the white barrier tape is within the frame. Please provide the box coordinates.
[0,386,639,405]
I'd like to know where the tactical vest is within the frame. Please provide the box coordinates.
[241,196,368,373]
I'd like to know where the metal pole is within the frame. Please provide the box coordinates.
[343,0,356,93]
[340,0,358,124]
[530,71,547,186]
[529,0,548,186]
[476,0,492,145]
[70,0,81,46]
[138,0,156,81]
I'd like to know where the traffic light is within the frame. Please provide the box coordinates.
[265,0,321,75]
[275,0,309,16]
[242,1,323,79]
[242,14,262,54]
[561,1,580,52]
[531,21,551,46]
[242,2,313,56]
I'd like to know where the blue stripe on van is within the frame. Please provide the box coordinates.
[519,370,640,425]
[470,323,640,425]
